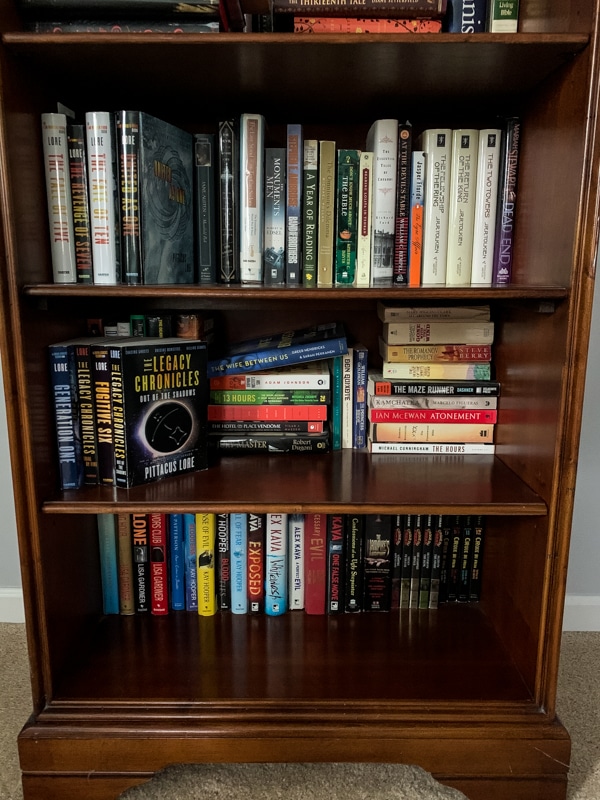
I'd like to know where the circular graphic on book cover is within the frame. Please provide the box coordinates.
[142,400,195,454]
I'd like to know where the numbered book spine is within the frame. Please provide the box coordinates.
[196,512,217,616]
[149,512,169,615]
[419,128,452,285]
[326,513,345,614]
[492,117,521,285]
[366,118,399,285]
[183,513,198,612]
[115,110,142,284]
[286,123,303,285]
[116,513,135,615]
[302,139,319,287]
[48,341,83,490]
[41,113,77,283]
[288,513,305,610]
[194,132,217,284]
[97,514,119,615]
[67,123,93,283]
[446,129,479,287]
[408,150,425,287]
[470,129,501,286]
[393,121,412,285]
[169,513,185,611]
[304,512,327,614]
[239,113,265,284]
[263,147,287,286]
[216,512,231,610]
[316,140,336,287]
[85,111,119,284]
[265,513,288,616]
[355,150,373,287]
[131,512,150,613]
[218,119,240,283]
[248,512,266,614]
[334,148,360,286]
[344,513,365,612]
[363,514,393,611]
[230,512,248,614]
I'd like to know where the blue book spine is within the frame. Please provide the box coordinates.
[169,513,185,610]
[265,513,288,616]
[183,513,198,611]
[352,344,369,449]
[208,337,347,378]
[445,0,488,32]
[286,123,303,285]
[48,342,83,490]
[230,512,248,614]
[97,514,119,615]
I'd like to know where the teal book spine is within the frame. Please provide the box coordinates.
[334,148,360,285]
[230,512,248,614]
[265,513,288,615]
[98,514,119,615]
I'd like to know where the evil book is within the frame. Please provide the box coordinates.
[109,337,208,487]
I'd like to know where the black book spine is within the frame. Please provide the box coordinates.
[469,515,485,601]
[91,342,115,486]
[74,341,99,484]
[409,513,423,609]
[399,513,413,609]
[418,514,434,609]
[194,132,217,284]
[344,514,364,612]
[390,513,403,610]
[115,110,142,284]
[428,514,444,609]
[218,119,240,283]
[438,515,453,604]
[458,514,474,602]
[363,513,393,611]
[446,515,463,602]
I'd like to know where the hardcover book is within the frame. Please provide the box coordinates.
[286,124,303,285]
[377,303,491,322]
[408,149,424,287]
[355,150,373,287]
[366,119,398,285]
[20,0,220,16]
[216,512,231,610]
[352,343,368,449]
[210,388,330,405]
[208,431,331,453]
[239,113,266,284]
[230,512,248,614]
[344,513,364,612]
[304,512,327,614]
[368,441,495,454]
[334,149,360,286]
[263,146,287,285]
[194,132,217,284]
[218,119,240,283]
[379,342,492,362]
[470,129,502,286]
[418,128,452,285]
[446,129,478,287]
[418,514,434,609]
[369,408,497,424]
[492,117,521,285]
[381,362,492,381]
[209,360,331,391]
[293,16,443,32]
[370,422,495,443]
[487,0,518,31]
[409,513,423,609]
[469,514,485,601]
[183,512,198,611]
[326,513,345,613]
[302,138,319,287]
[429,514,444,609]
[316,140,336,287]
[208,405,328,421]
[399,514,413,609]
[265,513,288,615]
[66,122,93,283]
[382,320,495,345]
[115,110,142,284]
[97,514,119,615]
[445,0,487,31]
[48,340,84,490]
[91,339,116,486]
[393,121,412,286]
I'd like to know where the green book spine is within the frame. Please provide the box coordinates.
[487,0,519,32]
[335,148,360,286]
[302,139,319,287]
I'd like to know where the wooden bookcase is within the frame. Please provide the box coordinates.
[0,1,598,798]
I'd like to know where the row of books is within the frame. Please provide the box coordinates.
[99,511,486,616]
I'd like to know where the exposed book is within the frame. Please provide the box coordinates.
[230,512,248,614]
[208,431,331,453]
[370,422,495,443]
[393,122,412,286]
[326,513,345,614]
[382,320,495,345]
[445,0,487,31]
[418,128,452,285]
[492,117,521,286]
[344,513,364,612]
[293,16,442,32]
[355,150,373,287]
[470,129,502,286]
[368,441,495,454]
[41,113,77,284]
[168,512,185,611]
[363,514,393,611]
[207,321,347,377]
[366,118,398,285]
[302,138,319,287]
[208,420,326,433]
[48,340,84,490]
[149,512,169,615]
[381,362,492,380]
[377,303,491,322]
[208,404,328,421]
[288,513,305,610]
[368,408,497,423]
[304,512,327,614]
[115,110,142,285]
[66,123,93,284]
[239,113,265,284]
[408,149,424,287]
[272,0,448,16]
[209,360,331,390]
[218,119,240,283]
[379,341,492,362]
[215,512,230,610]
[487,0,518,31]
[131,512,150,613]
[369,394,497,409]
[210,388,330,404]
[183,512,198,612]
[286,124,303,285]
[97,514,119,615]
[316,140,336,287]
[196,512,217,616]
[108,337,209,488]
[334,149,360,286]
[446,129,478,287]
[263,146,286,286]
[29,19,220,31]
[248,512,265,613]
[352,343,368,449]
[265,513,288,615]
[367,372,501,396]
[194,132,218,285]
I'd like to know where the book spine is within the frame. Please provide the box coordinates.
[326,513,345,614]
[381,342,492,362]
[210,367,330,390]
[109,343,127,488]
[344,514,364,612]
[369,408,497,424]
[428,514,444,609]
[32,20,221,32]
[85,111,119,284]
[381,362,491,380]
[97,514,119,615]
[334,148,360,286]
[207,337,348,377]
[470,129,501,286]
[366,119,398,285]
[302,138,319,287]
[409,514,423,609]
[293,16,443,31]
[368,441,495,454]
[369,394,497,409]
[469,514,485,601]
[169,513,185,611]
[399,514,412,609]
[446,129,479,287]
[316,140,336,287]
[382,320,495,345]
[492,117,521,285]
[48,342,83,490]
[230,512,248,614]
[419,128,452,285]
[286,123,303,285]
[265,513,288,615]
[355,150,373,287]
[248,512,266,614]
[196,512,217,615]
[446,516,463,602]
[393,121,412,285]
[183,512,198,612]
[194,132,217,284]
[273,0,448,15]
[458,514,474,602]
[304,512,327,614]
[210,388,330,405]
[208,404,329,421]
[116,513,135,615]
[115,110,142,285]
[487,0,518,31]
[341,349,353,449]
[67,123,93,284]
[377,302,491,322]
[445,0,487,31]
[418,514,434,609]
[288,513,305,610]
[144,313,172,338]
[263,146,287,286]
[91,342,115,486]
[149,512,169,615]
[41,113,77,283]
[209,431,330,453]
[390,514,403,610]
[73,342,99,485]
[239,113,265,284]
[408,150,425,287]
[439,515,453,604]
[215,512,230,610]
[331,355,343,451]
[209,420,325,434]
[367,374,501,396]
[131,512,150,613]
[363,514,393,611]
[218,119,240,283]
[352,344,368,449]
[371,422,495,443]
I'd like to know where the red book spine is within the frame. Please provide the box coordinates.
[208,404,328,421]
[149,512,169,615]
[304,513,327,614]
[368,408,497,424]
[247,512,265,614]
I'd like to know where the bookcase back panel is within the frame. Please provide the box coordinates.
[520,0,594,34]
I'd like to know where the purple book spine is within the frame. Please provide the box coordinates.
[492,117,521,286]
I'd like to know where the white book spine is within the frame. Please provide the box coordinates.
[355,150,373,287]
[341,348,354,449]
[366,119,398,285]
[265,513,288,616]
[368,441,495,454]
[288,513,305,610]
[419,128,452,286]
[239,113,265,284]
[41,113,77,283]
[85,111,118,285]
[446,130,479,287]
[470,129,502,286]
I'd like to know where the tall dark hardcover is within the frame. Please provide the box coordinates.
[469,514,485,601]
[286,124,303,285]
[390,514,403,610]
[399,513,413,609]
[428,514,444,609]
[363,514,393,611]
[194,132,217,284]
[304,512,327,615]
[458,514,474,601]
[492,117,521,286]
[445,0,487,31]
[115,110,142,284]
[74,338,100,485]
[409,513,423,609]
[344,513,364,612]
[263,147,286,286]
[218,119,240,283]
[334,149,360,286]
[67,123,93,284]
[48,340,84,490]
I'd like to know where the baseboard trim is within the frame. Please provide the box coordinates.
[0,588,25,623]
[562,594,600,631]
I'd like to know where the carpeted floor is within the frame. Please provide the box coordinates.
[1,624,598,800]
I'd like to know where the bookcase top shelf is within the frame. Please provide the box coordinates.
[43,452,547,516]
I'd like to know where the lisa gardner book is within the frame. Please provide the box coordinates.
[109,337,208,488]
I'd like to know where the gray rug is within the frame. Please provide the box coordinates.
[119,763,468,800]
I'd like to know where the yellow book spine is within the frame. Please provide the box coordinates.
[196,512,217,616]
